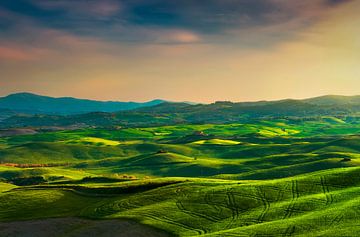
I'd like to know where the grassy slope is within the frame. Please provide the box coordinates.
[0,167,359,236]
[0,120,359,182]
[0,119,360,236]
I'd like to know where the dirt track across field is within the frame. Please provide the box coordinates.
[0,218,170,237]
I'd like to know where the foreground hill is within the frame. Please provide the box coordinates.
[2,95,360,128]
[0,93,165,115]
[1,167,359,236]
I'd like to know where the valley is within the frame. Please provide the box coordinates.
[0,118,359,236]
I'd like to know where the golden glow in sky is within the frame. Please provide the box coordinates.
[0,0,359,102]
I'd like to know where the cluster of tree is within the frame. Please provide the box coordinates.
[9,176,46,186]
[112,173,138,180]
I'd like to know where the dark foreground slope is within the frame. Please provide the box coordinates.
[0,218,168,237]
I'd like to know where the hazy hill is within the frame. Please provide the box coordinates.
[303,95,360,106]
[0,93,165,115]
[1,94,360,128]
[0,109,17,121]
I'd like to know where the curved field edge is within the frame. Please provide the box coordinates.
[1,167,360,236]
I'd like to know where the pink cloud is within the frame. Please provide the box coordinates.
[162,30,201,44]
[0,45,52,61]
[0,47,33,61]
[0,25,117,63]
[133,28,202,44]
[39,29,105,49]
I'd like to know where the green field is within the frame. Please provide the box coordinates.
[1,118,360,236]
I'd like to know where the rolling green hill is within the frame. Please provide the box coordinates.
[0,119,360,236]
[1,167,359,236]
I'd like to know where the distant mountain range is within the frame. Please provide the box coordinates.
[303,95,360,106]
[1,94,360,128]
[0,93,165,116]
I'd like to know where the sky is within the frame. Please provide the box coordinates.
[0,0,359,103]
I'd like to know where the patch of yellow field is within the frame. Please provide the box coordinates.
[0,182,16,192]
[154,132,172,136]
[257,127,300,137]
[192,139,241,145]
[323,116,346,124]
[66,137,143,146]
[80,137,121,146]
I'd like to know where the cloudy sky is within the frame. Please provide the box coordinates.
[0,0,359,102]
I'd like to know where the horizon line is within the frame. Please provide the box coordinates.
[1,91,360,105]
